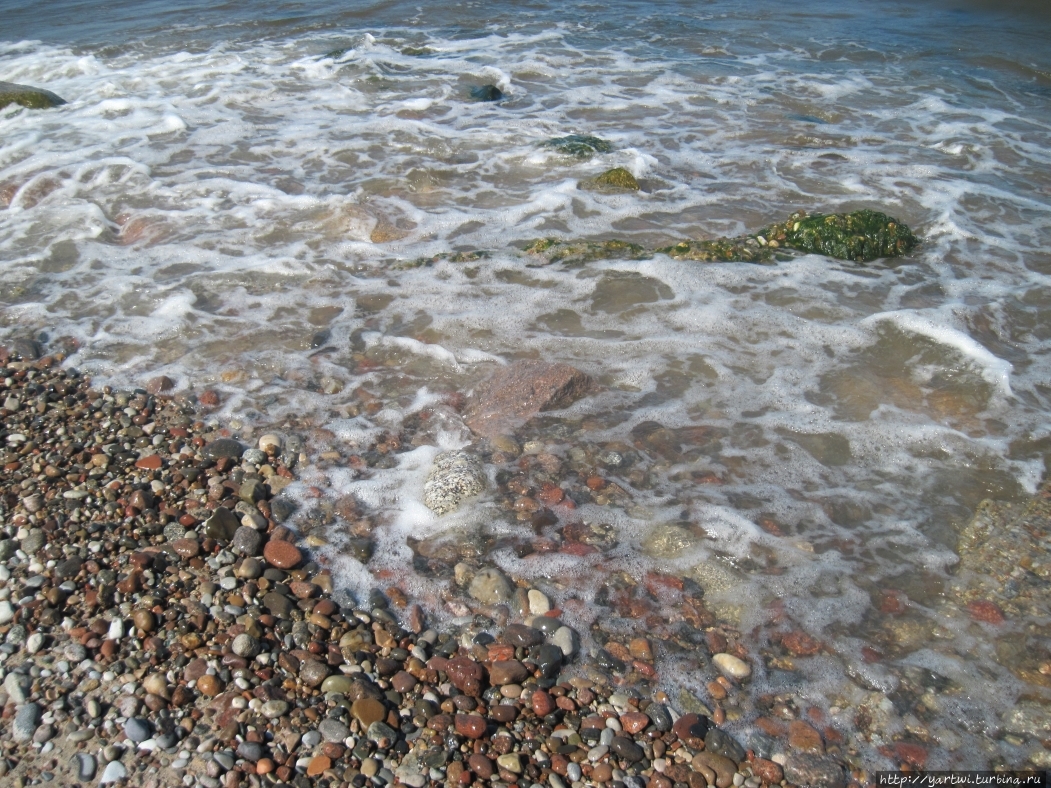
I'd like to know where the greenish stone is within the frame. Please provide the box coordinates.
[401,46,434,56]
[580,167,639,192]
[542,134,613,158]
[0,81,66,111]
[522,238,648,266]
[657,238,774,264]
[762,209,918,263]
[321,675,357,694]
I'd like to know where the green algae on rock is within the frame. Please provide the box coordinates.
[542,134,614,158]
[523,237,648,266]
[657,238,775,264]
[579,167,639,192]
[0,81,66,111]
[762,209,918,263]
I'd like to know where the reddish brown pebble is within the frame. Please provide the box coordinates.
[894,742,928,768]
[781,630,822,656]
[289,581,318,599]
[307,756,331,776]
[321,742,344,760]
[171,538,200,559]
[967,599,1005,624]
[788,720,824,754]
[750,758,783,784]
[445,657,485,696]
[199,389,221,407]
[263,540,302,569]
[256,759,274,775]
[531,690,555,717]
[468,754,495,779]
[620,711,650,734]
[135,454,163,470]
[593,764,614,783]
[454,713,487,739]
[146,375,175,394]
[647,775,672,788]
[672,713,708,747]
[391,671,417,693]
[707,680,727,701]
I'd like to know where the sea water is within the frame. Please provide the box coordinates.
[3,0,1051,772]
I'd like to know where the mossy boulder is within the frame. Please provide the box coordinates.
[657,238,774,264]
[470,85,503,102]
[579,167,639,193]
[0,81,66,111]
[523,238,648,266]
[762,209,917,263]
[542,134,613,158]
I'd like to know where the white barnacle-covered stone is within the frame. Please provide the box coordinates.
[422,451,486,515]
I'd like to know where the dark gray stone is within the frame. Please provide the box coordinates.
[203,438,244,460]
[646,703,672,732]
[783,754,847,788]
[236,740,264,762]
[270,498,296,522]
[609,736,644,762]
[231,526,263,556]
[203,506,240,542]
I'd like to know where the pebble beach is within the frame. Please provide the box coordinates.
[0,344,852,788]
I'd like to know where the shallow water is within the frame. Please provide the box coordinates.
[3,0,1051,772]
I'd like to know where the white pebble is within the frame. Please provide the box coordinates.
[713,652,751,679]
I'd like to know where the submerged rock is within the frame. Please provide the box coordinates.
[423,451,487,515]
[579,167,640,192]
[470,85,504,102]
[464,360,593,437]
[762,209,918,262]
[522,238,649,266]
[542,134,613,158]
[0,81,66,110]
[657,238,774,264]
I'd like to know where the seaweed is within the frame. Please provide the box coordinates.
[762,209,918,263]
[522,238,649,266]
[579,167,639,192]
[657,238,775,264]
[542,134,614,158]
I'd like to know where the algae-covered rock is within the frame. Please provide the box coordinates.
[0,81,66,111]
[470,85,503,102]
[398,250,490,270]
[401,46,434,56]
[657,238,775,264]
[522,238,649,266]
[762,209,917,263]
[580,167,639,192]
[542,134,613,158]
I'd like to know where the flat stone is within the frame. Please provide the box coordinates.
[261,700,289,718]
[489,660,530,686]
[502,623,544,647]
[783,754,846,788]
[706,727,745,762]
[464,360,593,437]
[609,736,643,763]
[203,506,240,542]
[99,760,127,785]
[263,540,302,569]
[204,438,244,459]
[692,752,736,788]
[299,659,329,687]
[351,698,386,728]
[12,702,41,742]
[468,566,512,605]
[0,81,66,110]
[318,718,349,743]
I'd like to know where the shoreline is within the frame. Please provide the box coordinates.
[0,345,865,788]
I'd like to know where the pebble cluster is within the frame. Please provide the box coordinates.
[0,348,859,788]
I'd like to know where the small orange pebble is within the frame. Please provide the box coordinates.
[586,476,606,490]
